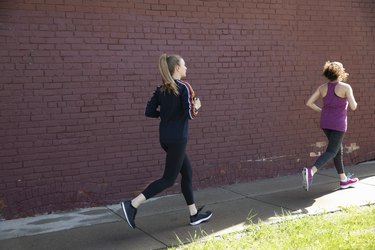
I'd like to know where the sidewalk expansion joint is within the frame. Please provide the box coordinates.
[219,185,299,212]
[106,205,168,248]
[218,186,248,198]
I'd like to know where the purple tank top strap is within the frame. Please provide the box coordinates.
[327,82,336,95]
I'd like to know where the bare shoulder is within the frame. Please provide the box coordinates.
[338,82,352,88]
[319,83,328,89]
[338,82,353,92]
[318,83,328,96]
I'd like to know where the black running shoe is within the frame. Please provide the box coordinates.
[190,206,213,226]
[120,200,137,229]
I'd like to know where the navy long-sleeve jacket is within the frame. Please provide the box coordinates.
[145,80,197,144]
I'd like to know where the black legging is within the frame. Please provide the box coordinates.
[314,129,345,174]
[142,143,194,205]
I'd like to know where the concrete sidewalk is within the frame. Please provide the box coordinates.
[1,161,374,250]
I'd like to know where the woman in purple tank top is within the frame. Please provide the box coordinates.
[302,61,358,191]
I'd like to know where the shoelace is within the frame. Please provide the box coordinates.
[347,172,355,180]
[197,206,205,213]
[192,206,205,217]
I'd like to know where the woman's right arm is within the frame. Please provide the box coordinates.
[346,85,357,111]
[306,86,322,112]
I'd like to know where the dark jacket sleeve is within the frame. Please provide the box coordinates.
[181,84,197,120]
[145,88,160,118]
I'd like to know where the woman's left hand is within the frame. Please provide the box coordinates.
[194,97,201,110]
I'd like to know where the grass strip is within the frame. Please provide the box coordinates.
[173,205,375,250]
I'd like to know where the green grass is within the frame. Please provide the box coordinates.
[173,205,375,250]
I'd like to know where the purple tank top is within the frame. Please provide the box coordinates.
[320,82,348,132]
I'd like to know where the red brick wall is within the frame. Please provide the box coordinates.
[1,0,374,219]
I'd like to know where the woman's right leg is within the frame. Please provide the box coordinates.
[303,129,344,191]
[137,143,186,205]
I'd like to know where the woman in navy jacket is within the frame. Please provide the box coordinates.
[121,54,212,229]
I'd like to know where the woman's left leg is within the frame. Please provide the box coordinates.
[179,154,196,215]
[179,153,213,225]
[313,129,345,172]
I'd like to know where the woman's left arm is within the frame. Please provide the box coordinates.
[181,85,197,120]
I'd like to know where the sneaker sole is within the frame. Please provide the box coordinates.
[302,168,309,191]
[190,212,213,226]
[340,183,358,189]
[121,202,135,229]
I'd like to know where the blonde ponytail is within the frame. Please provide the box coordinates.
[159,54,180,95]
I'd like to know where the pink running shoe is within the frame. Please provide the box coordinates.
[340,176,359,189]
[302,167,313,191]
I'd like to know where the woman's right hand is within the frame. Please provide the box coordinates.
[345,85,357,111]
